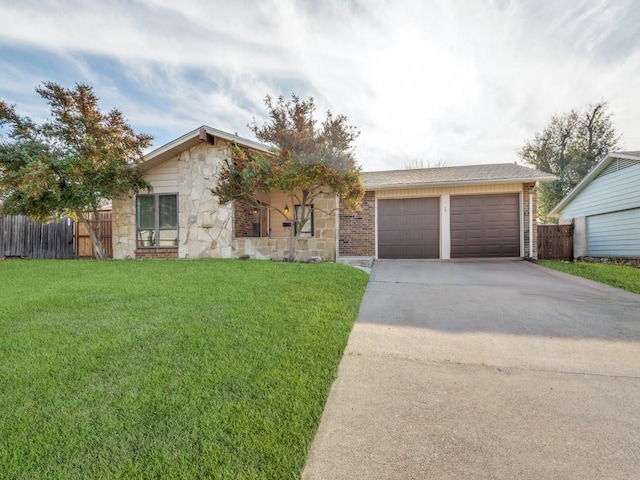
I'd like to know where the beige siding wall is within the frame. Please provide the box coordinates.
[145,157,179,193]
[268,190,296,238]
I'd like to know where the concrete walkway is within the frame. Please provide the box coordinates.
[303,259,640,480]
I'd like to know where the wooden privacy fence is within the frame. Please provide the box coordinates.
[0,212,112,259]
[0,215,75,259]
[538,224,573,261]
[76,211,113,259]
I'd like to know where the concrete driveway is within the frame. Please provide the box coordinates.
[303,259,640,480]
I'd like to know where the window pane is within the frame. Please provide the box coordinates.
[159,195,177,229]
[252,212,261,237]
[137,196,155,229]
[295,205,313,235]
[260,207,269,237]
[137,229,156,247]
[158,229,178,247]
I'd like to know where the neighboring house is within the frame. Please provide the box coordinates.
[550,151,640,259]
[112,126,556,261]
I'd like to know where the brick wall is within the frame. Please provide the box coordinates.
[134,248,178,259]
[339,191,375,256]
[234,199,255,238]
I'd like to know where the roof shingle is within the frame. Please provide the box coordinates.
[362,163,556,189]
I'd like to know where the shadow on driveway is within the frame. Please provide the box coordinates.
[360,259,640,340]
[303,259,640,480]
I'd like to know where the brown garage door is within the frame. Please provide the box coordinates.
[450,194,519,258]
[378,198,439,258]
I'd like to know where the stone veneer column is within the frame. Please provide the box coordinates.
[112,197,137,259]
[177,142,234,258]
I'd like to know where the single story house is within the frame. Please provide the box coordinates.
[550,151,640,259]
[112,126,556,261]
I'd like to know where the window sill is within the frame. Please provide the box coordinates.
[135,248,178,259]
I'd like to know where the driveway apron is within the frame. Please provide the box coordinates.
[302,259,640,480]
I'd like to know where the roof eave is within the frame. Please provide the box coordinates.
[548,152,638,216]
[141,125,271,171]
[365,176,556,191]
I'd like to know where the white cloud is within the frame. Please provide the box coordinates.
[0,0,639,169]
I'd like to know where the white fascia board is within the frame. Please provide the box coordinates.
[141,125,271,170]
[201,126,272,153]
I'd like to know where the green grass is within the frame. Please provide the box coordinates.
[538,260,640,295]
[0,259,369,479]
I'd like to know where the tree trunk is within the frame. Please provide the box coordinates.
[77,210,105,259]
[287,219,297,262]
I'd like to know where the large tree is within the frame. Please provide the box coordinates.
[518,101,620,221]
[0,82,152,258]
[212,94,364,261]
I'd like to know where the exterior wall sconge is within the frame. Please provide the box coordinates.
[252,207,259,216]
[284,204,289,214]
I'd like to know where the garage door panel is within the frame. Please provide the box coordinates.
[378,198,440,259]
[405,199,428,214]
[391,231,407,243]
[408,231,432,243]
[485,212,503,223]
[390,216,406,229]
[451,194,520,258]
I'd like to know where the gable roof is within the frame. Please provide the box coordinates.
[139,127,557,190]
[141,125,271,170]
[362,163,556,190]
[549,151,640,216]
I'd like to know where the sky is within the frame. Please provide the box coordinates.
[0,0,639,171]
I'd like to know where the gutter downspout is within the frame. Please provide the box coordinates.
[529,184,535,258]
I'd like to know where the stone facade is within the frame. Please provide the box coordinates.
[112,196,137,259]
[112,140,338,261]
[113,141,234,259]
[339,191,375,256]
[178,142,233,258]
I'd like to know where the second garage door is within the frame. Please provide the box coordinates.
[378,198,440,258]
[450,194,520,258]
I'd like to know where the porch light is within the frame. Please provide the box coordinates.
[252,207,259,216]
[284,204,289,214]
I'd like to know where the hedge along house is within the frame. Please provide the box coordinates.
[339,164,556,261]
[550,151,640,259]
[112,126,340,260]
[112,126,555,261]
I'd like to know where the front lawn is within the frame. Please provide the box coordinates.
[538,260,640,295]
[0,259,369,479]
